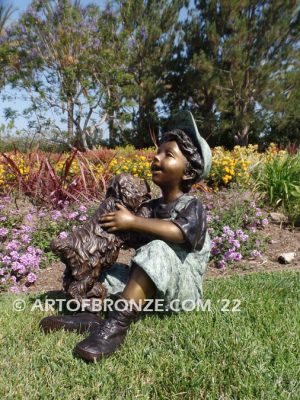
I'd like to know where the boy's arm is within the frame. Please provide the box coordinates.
[99,203,185,244]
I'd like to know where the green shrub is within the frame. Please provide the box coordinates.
[254,153,300,224]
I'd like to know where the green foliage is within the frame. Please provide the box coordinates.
[167,0,300,147]
[31,213,79,266]
[0,212,22,231]
[207,194,268,264]
[0,271,299,399]
[254,153,300,224]
[1,0,300,148]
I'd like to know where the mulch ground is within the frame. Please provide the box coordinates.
[29,220,300,293]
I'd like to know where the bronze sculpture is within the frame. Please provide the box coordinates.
[51,173,151,306]
[40,111,213,363]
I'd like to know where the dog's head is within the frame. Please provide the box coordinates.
[106,173,151,212]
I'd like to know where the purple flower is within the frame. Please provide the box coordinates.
[68,212,79,220]
[229,238,241,248]
[262,218,268,226]
[59,231,68,239]
[20,234,31,244]
[25,214,34,222]
[12,262,26,274]
[27,272,37,283]
[255,211,262,217]
[251,250,262,258]
[10,285,20,293]
[2,255,11,264]
[79,205,87,213]
[217,260,226,269]
[0,216,7,221]
[236,230,249,242]
[10,251,20,260]
[20,225,34,233]
[79,215,87,221]
[232,252,242,261]
[19,253,39,268]
[211,247,219,256]
[224,250,242,261]
[223,226,235,237]
[0,268,4,275]
[0,228,9,237]
[51,210,62,221]
[5,240,21,251]
[206,214,213,223]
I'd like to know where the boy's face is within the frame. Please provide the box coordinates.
[151,141,188,190]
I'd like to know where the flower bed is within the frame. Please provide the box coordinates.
[0,195,97,293]
[0,143,287,206]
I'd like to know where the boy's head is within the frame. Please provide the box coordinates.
[167,110,212,178]
[159,111,212,193]
[159,129,203,193]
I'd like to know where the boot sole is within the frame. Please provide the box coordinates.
[74,344,108,362]
[39,318,102,334]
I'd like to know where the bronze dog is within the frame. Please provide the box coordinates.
[51,173,151,306]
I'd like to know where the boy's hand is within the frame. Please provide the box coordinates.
[99,203,136,232]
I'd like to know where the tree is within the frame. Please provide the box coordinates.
[264,57,300,146]
[0,1,13,34]
[170,0,300,146]
[112,0,183,148]
[8,0,126,150]
[0,1,14,88]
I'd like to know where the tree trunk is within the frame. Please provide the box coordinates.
[67,98,74,139]
[108,114,117,147]
[234,125,249,146]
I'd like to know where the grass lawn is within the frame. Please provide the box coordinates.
[0,271,299,400]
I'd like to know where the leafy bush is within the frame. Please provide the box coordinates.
[205,194,269,269]
[254,153,300,224]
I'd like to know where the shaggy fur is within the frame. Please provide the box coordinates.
[51,174,151,306]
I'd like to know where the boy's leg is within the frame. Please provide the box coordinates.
[40,263,131,334]
[74,264,157,361]
[122,263,156,305]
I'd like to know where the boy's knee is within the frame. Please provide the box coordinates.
[140,239,172,252]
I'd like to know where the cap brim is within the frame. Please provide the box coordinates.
[168,111,212,178]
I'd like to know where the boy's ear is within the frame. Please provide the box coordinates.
[182,171,196,181]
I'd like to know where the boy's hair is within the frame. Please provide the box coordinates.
[160,129,204,193]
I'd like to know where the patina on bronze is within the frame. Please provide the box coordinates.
[51,173,151,306]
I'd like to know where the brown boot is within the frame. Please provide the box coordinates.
[39,312,104,334]
[74,299,139,361]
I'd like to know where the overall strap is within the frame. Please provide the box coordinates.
[170,195,195,219]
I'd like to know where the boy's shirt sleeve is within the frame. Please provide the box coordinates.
[172,198,207,251]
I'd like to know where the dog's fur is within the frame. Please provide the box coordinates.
[51,174,152,305]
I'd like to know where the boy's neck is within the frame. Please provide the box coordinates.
[161,189,184,204]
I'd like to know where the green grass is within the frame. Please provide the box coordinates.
[0,271,299,399]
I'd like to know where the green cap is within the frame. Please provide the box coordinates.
[168,110,212,179]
